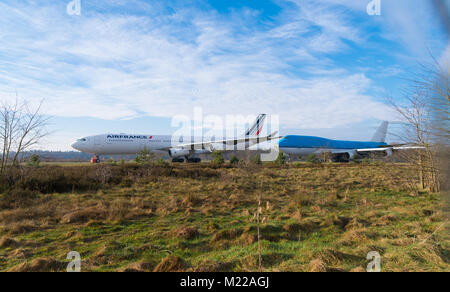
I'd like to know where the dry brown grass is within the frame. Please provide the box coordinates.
[8,257,65,272]
[118,262,154,272]
[308,259,327,272]
[0,163,447,272]
[153,256,185,272]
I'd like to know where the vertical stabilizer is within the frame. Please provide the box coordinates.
[371,121,389,143]
[245,114,267,137]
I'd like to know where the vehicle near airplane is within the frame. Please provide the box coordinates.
[71,114,279,163]
[278,121,423,162]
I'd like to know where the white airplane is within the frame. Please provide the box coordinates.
[71,114,279,163]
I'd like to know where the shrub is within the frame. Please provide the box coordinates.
[157,158,167,166]
[212,151,225,165]
[274,152,287,165]
[134,147,155,164]
[230,155,240,164]
[28,154,40,167]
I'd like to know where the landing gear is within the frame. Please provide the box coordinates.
[187,158,201,163]
[91,155,101,164]
[333,153,350,163]
[171,157,201,163]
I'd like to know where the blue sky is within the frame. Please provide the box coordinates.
[0,0,448,150]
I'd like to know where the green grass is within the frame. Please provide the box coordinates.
[0,163,448,272]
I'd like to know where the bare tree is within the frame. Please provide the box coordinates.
[0,98,22,173]
[0,98,49,173]
[12,101,50,165]
[388,58,449,192]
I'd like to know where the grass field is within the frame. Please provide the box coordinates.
[0,162,448,272]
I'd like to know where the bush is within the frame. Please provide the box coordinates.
[157,158,167,166]
[275,152,287,165]
[212,151,225,165]
[230,155,240,164]
[28,154,40,167]
[0,164,222,195]
[134,147,155,164]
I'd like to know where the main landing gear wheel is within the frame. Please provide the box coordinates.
[171,157,185,163]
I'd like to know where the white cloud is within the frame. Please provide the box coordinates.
[0,1,398,129]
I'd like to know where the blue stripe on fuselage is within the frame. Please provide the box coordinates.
[278,135,387,150]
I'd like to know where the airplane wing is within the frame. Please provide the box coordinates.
[162,132,281,151]
[356,146,425,153]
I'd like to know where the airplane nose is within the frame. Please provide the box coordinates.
[71,142,80,150]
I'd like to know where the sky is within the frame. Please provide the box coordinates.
[0,0,448,150]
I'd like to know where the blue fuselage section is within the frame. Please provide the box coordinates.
[279,135,387,152]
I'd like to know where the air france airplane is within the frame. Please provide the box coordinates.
[72,114,279,163]
[278,121,423,162]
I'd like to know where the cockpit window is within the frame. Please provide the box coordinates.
[77,138,87,142]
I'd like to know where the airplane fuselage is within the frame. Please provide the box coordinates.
[278,135,388,156]
[72,134,210,155]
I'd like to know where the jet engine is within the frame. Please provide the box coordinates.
[348,150,357,159]
[168,149,191,158]
[385,148,393,157]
